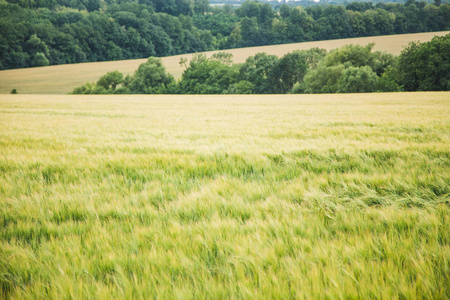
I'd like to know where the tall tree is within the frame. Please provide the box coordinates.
[269,51,309,94]
[127,57,175,94]
[398,34,450,91]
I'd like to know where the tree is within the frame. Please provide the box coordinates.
[97,70,124,91]
[211,52,233,65]
[259,3,274,28]
[179,53,239,94]
[268,51,309,94]
[338,66,378,93]
[316,6,352,40]
[236,0,260,19]
[302,65,345,94]
[127,57,175,94]
[377,67,402,92]
[223,81,254,94]
[194,0,208,14]
[287,7,314,42]
[398,34,450,91]
[31,52,49,67]
[24,34,50,60]
[72,82,95,94]
[323,43,375,68]
[302,47,327,69]
[279,4,291,18]
[346,2,374,12]
[239,17,260,47]
[239,53,279,94]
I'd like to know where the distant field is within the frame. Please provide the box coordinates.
[0,31,448,94]
[1,93,449,299]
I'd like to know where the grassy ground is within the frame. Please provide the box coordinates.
[0,31,448,95]
[0,93,449,299]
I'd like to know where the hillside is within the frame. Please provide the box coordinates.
[0,31,448,95]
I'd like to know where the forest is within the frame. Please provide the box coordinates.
[1,0,449,70]
[72,34,450,94]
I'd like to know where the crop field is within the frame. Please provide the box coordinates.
[0,31,449,95]
[0,93,449,299]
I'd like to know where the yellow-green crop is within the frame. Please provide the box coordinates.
[1,93,449,299]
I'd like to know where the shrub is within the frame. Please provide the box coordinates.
[338,66,378,93]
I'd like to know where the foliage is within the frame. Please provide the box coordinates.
[377,66,403,92]
[323,43,376,68]
[97,71,123,91]
[73,58,174,94]
[398,34,450,91]
[223,80,254,94]
[0,2,214,70]
[179,53,240,94]
[239,53,279,94]
[338,66,378,93]
[31,53,50,67]
[72,35,450,95]
[127,57,175,94]
[72,81,96,94]
[302,64,346,94]
[1,0,450,70]
[268,51,309,94]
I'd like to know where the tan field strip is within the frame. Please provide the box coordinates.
[0,31,448,95]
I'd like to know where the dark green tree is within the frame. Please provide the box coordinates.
[97,70,124,91]
[223,81,254,94]
[377,66,402,92]
[127,57,175,94]
[268,51,309,94]
[236,0,260,19]
[398,34,450,91]
[179,54,239,94]
[239,17,260,47]
[239,53,279,94]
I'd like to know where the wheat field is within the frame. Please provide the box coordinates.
[0,31,448,95]
[0,93,449,299]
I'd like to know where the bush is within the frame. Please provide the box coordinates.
[303,65,345,93]
[338,66,378,93]
[398,34,450,91]
[377,67,403,92]
[31,53,49,67]
[114,86,131,94]
[223,80,254,94]
[72,82,94,94]
[127,57,175,94]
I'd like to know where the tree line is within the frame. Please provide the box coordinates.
[0,0,213,70]
[1,0,449,70]
[72,34,450,94]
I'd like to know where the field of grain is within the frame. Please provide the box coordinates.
[0,31,448,95]
[0,93,449,299]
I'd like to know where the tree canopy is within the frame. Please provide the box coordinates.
[1,0,449,70]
